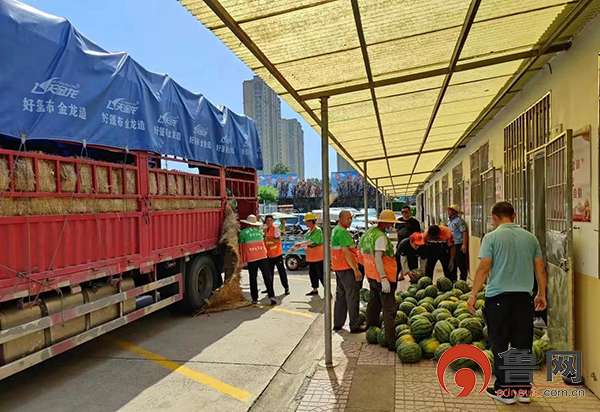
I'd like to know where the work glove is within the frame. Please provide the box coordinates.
[380,277,391,294]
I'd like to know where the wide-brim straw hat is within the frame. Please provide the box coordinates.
[377,209,398,223]
[240,214,263,226]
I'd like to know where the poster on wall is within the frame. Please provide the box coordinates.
[463,180,471,217]
[495,168,504,201]
[572,126,592,222]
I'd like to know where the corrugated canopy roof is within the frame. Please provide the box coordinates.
[180,0,599,195]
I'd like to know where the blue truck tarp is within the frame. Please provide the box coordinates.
[0,0,263,170]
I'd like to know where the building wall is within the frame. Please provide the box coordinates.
[281,118,305,179]
[337,155,354,172]
[420,14,600,396]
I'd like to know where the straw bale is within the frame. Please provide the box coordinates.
[157,173,166,195]
[60,163,77,192]
[79,164,92,193]
[149,172,158,195]
[176,175,184,195]
[193,176,200,196]
[14,158,34,191]
[167,174,177,195]
[150,199,220,211]
[111,169,123,195]
[125,170,137,194]
[0,198,137,216]
[38,160,56,192]
[96,167,109,193]
[184,175,192,195]
[0,156,9,191]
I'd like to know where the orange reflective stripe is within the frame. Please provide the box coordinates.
[362,254,397,282]
[331,246,358,271]
[240,240,267,264]
[305,244,324,262]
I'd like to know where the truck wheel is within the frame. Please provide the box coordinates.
[285,255,300,271]
[184,255,215,311]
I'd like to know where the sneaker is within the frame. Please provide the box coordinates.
[350,325,367,334]
[306,290,318,296]
[486,388,516,405]
[270,298,277,305]
[284,289,290,295]
[517,395,531,404]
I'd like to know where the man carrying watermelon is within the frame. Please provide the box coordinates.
[360,209,398,350]
[468,201,547,405]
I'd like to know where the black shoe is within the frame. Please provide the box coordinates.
[284,289,290,295]
[261,290,268,294]
[269,298,277,305]
[251,300,258,304]
[350,325,368,334]
[306,290,318,296]
[485,388,516,405]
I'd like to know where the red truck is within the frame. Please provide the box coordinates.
[0,147,257,380]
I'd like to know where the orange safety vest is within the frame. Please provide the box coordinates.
[331,225,358,271]
[305,226,324,263]
[264,225,283,258]
[239,227,268,264]
[359,227,397,282]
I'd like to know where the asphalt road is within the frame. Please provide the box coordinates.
[0,269,328,412]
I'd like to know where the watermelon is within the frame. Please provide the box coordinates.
[417,276,432,290]
[377,328,387,347]
[395,294,402,304]
[454,308,470,319]
[450,327,473,345]
[395,311,409,325]
[400,291,412,299]
[396,334,416,349]
[460,293,471,301]
[407,285,418,295]
[404,297,418,306]
[477,291,485,300]
[436,277,453,292]
[438,301,458,313]
[419,302,435,313]
[409,306,428,318]
[436,312,452,322]
[395,323,410,336]
[475,309,484,319]
[484,349,494,368]
[533,339,551,366]
[434,343,452,360]
[432,308,451,318]
[450,288,464,298]
[424,285,438,298]
[472,341,487,350]
[450,358,477,371]
[433,320,454,343]
[454,280,471,293]
[415,289,426,300]
[446,317,460,328]
[358,310,366,325]
[420,337,440,359]
[397,342,422,363]
[418,297,435,306]
[408,314,428,326]
[360,288,371,302]
[420,312,436,324]
[448,296,460,303]
[399,301,416,316]
[433,294,448,307]
[410,317,433,340]
[366,327,380,344]
[475,299,485,310]
[459,318,484,341]
[533,327,545,340]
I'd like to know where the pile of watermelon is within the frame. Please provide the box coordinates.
[363,277,551,369]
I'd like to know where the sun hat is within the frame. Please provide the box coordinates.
[377,209,398,223]
[240,214,262,226]
[303,212,318,222]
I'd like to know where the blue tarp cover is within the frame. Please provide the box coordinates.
[0,0,263,169]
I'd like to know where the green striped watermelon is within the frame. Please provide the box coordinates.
[450,327,473,345]
[408,314,428,326]
[419,302,435,313]
[400,291,412,299]
[424,285,438,298]
[450,358,477,371]
[410,317,433,340]
[433,320,454,343]
[436,277,453,292]
[431,308,451,318]
[532,339,551,366]
[456,313,473,323]
[419,337,440,359]
[409,306,428,318]
[404,297,418,306]
[415,289,426,300]
[418,297,435,306]
[454,280,471,293]
[395,323,410,336]
[366,327,380,344]
[533,327,545,340]
[434,343,452,360]
[397,342,422,363]
[421,312,436,324]
[475,299,485,309]
[450,288,464,298]
[446,317,460,328]
[472,341,487,350]
[436,312,452,322]
[396,333,416,349]
[360,288,371,302]
[377,328,387,347]
[460,293,471,301]
[459,318,484,341]
[417,276,433,290]
[399,301,416,316]
[395,293,402,304]
[395,311,409,325]
[438,301,458,313]
[477,291,485,300]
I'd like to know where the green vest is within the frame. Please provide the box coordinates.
[359,227,394,257]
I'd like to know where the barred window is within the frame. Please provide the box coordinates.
[504,93,550,226]
[470,142,489,237]
[452,163,463,211]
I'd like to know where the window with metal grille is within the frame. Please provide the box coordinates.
[452,163,463,211]
[504,93,550,226]
[441,174,449,221]
[482,167,496,232]
[470,143,489,237]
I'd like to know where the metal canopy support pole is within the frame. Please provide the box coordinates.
[375,179,379,213]
[363,161,368,231]
[321,96,332,367]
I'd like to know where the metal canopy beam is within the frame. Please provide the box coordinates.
[299,42,570,100]
[357,145,465,163]
[427,0,593,182]
[404,0,481,192]
[351,0,394,194]
[200,0,369,182]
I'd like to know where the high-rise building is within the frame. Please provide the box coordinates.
[337,154,355,172]
[243,76,281,174]
[281,118,304,179]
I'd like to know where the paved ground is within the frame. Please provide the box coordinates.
[0,268,327,412]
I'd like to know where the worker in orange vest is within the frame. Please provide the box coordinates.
[263,215,290,295]
[239,214,276,305]
[360,209,398,350]
[332,210,366,333]
[291,212,325,296]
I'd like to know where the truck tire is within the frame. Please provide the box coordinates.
[285,255,301,271]
[184,255,215,311]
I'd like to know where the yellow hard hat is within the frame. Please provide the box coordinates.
[377,209,397,223]
[303,212,318,222]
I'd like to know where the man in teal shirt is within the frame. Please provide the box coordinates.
[468,201,547,405]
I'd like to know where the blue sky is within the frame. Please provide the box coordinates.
[25,0,337,178]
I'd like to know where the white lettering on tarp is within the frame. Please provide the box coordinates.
[157,112,178,128]
[102,111,144,131]
[31,77,80,99]
[190,124,213,148]
[22,95,86,120]
[106,98,139,115]
[22,98,34,112]
[154,112,181,141]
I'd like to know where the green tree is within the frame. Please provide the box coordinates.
[271,163,290,174]
[259,185,278,203]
